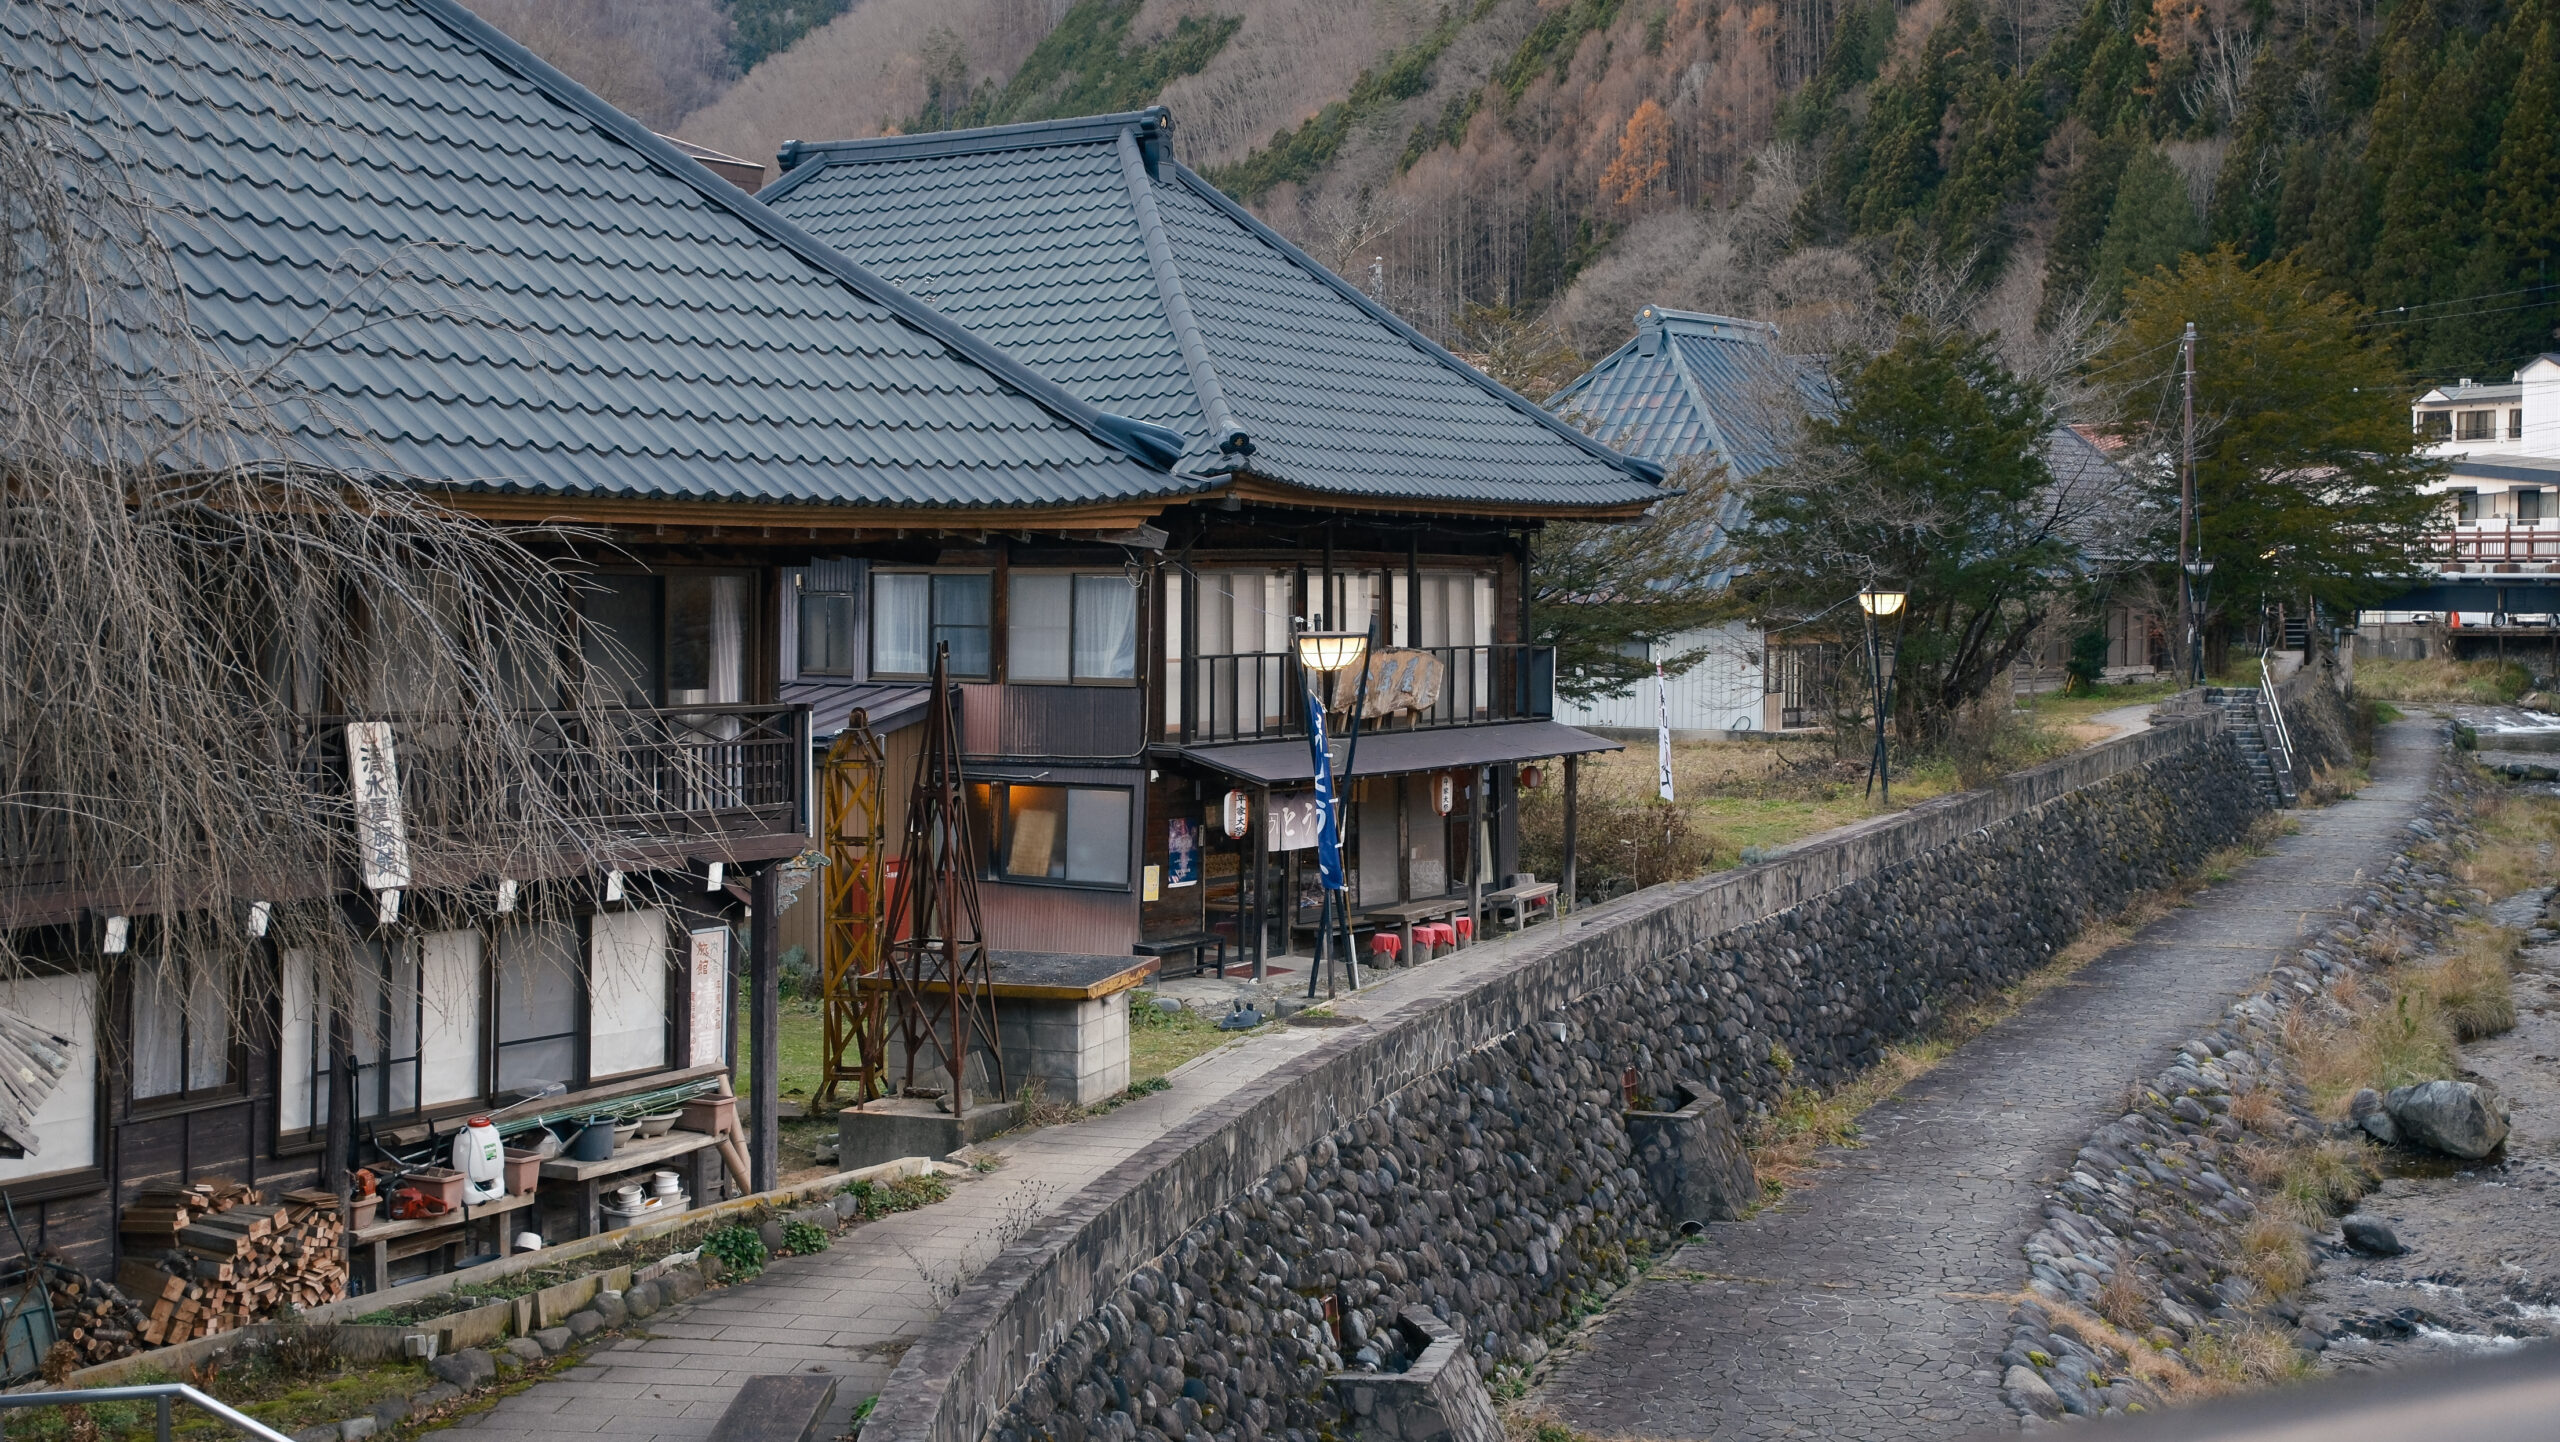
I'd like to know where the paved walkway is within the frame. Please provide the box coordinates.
[434,920,1584,1441]
[1534,720,2438,1440]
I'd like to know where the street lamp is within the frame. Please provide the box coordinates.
[1858,586,1907,805]
[2183,558,2216,686]
[1294,625,1373,997]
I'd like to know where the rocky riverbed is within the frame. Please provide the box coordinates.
[2306,884,2560,1368]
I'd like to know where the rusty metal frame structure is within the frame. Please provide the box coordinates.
[878,646,1005,1109]
[814,707,887,1108]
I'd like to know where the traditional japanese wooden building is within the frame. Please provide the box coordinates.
[0,0,1195,1282]
[760,109,1665,977]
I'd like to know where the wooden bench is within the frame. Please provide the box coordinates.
[1134,931,1229,978]
[537,1129,727,1240]
[1482,877,1559,934]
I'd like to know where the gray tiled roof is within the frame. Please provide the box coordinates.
[1546,307,1824,478]
[1,0,1191,509]
[762,109,1665,512]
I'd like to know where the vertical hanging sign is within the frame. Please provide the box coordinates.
[688,927,730,1067]
[345,720,412,893]
[1656,663,1675,802]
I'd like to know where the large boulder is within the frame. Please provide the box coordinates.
[2385,1080,2510,1159]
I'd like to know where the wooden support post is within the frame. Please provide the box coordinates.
[1469,766,1487,941]
[749,863,781,1194]
[1561,754,1580,916]
[1252,785,1271,981]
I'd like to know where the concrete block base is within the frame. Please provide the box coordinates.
[1326,1308,1502,1442]
[838,1097,1022,1169]
[1625,1081,1755,1229]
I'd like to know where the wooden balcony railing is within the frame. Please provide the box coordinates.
[0,702,809,924]
[1169,644,1555,745]
[2432,523,2560,567]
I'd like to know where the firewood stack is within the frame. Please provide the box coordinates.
[31,1260,146,1366]
[118,1181,347,1346]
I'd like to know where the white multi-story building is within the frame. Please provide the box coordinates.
[2367,355,2560,637]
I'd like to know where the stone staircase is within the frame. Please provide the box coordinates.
[2206,686,2298,808]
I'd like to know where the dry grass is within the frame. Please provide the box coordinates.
[2417,924,2522,1040]
[2353,656,2532,703]
[2224,1086,2285,1135]
[2181,1325,2318,1396]
[2285,921,2519,1115]
[1744,824,2279,1197]
[2093,1267,2152,1330]
[2235,1213,2312,1296]
[2459,783,2560,899]
[2287,990,2458,1118]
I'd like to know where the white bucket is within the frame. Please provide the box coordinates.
[650,1170,681,1196]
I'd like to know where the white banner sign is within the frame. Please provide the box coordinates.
[1265,793,1323,852]
[345,720,411,892]
[1656,663,1675,802]
[688,927,730,1068]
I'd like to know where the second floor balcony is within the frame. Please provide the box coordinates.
[1168,643,1556,745]
[1,701,811,929]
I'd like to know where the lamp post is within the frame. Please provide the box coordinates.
[1295,623,1373,998]
[1858,586,1907,805]
[2183,558,2216,686]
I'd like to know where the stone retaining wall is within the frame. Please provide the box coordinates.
[871,713,2265,1442]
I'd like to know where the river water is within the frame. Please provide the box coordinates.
[2304,883,2560,1367]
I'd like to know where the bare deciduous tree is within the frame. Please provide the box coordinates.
[3,3,657,1062]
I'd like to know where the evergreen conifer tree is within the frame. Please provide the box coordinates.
[2089,147,2203,310]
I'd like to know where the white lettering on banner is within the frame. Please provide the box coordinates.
[688,927,729,1067]
[345,720,411,891]
[1265,794,1323,851]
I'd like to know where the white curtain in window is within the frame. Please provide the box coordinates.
[495,919,581,1092]
[1064,788,1131,885]
[709,574,745,704]
[131,966,184,1101]
[589,908,669,1077]
[1010,574,1073,681]
[421,930,484,1106]
[279,949,316,1131]
[873,573,929,674]
[0,971,94,1178]
[1073,575,1137,679]
[186,959,230,1093]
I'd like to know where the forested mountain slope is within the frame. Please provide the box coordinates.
[478,0,2560,383]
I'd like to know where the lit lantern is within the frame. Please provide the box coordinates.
[1518,764,1544,790]
[1433,773,1455,816]
[1222,788,1251,840]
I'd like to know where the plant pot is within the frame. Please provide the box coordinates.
[637,1110,680,1139]
[678,1094,737,1138]
[406,1166,466,1211]
[349,1195,380,1230]
[568,1120,617,1162]
[612,1120,643,1149]
[502,1147,543,1195]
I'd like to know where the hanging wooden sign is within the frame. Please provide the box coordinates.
[344,720,411,892]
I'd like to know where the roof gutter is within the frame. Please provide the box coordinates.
[409,0,1191,479]
[1117,123,1249,459]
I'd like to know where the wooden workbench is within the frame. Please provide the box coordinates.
[348,1189,540,1296]
[538,1129,726,1239]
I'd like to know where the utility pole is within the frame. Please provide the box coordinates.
[2179,321,2200,685]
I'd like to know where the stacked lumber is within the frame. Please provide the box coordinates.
[120,1182,347,1346]
[31,1260,145,1367]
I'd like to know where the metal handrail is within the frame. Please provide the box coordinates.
[2258,648,2296,779]
[0,1382,294,1441]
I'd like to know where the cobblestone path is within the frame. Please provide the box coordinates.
[1536,720,2438,1441]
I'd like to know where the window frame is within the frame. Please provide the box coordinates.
[0,964,108,1198]
[796,586,860,677]
[1006,569,1141,686]
[869,569,994,680]
[2457,409,2497,441]
[578,567,761,706]
[971,781,1136,891]
[2419,410,2453,439]
[128,955,243,1114]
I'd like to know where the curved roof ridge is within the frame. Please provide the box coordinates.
[414,0,1187,474]
[1116,125,1245,459]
